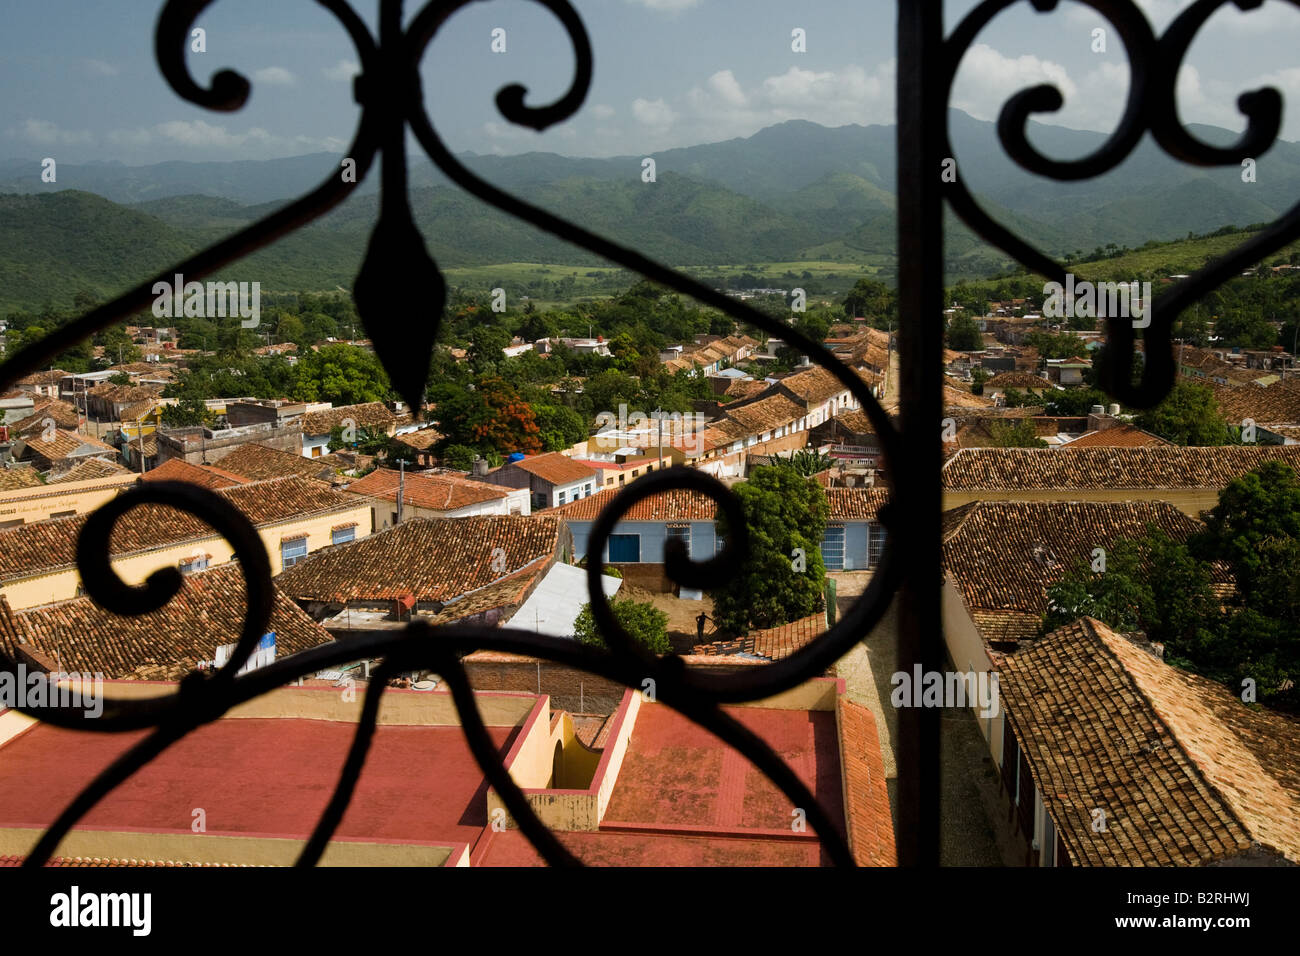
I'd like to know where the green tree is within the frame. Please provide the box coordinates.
[786,448,833,476]
[712,466,829,633]
[1194,460,1300,584]
[441,444,478,471]
[1042,539,1154,635]
[1133,381,1230,446]
[946,315,983,351]
[99,325,142,365]
[435,376,542,458]
[160,397,214,428]
[1214,308,1275,350]
[291,344,392,406]
[534,404,588,452]
[987,419,1048,448]
[842,278,896,323]
[573,599,670,654]
[468,325,511,374]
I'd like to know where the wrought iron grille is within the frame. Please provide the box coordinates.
[0,0,1289,867]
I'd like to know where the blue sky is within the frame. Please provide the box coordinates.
[3,0,1300,165]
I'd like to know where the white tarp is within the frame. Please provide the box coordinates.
[509,563,621,638]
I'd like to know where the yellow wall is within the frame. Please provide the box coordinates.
[0,501,373,610]
[489,706,607,832]
[225,683,539,727]
[941,577,1004,761]
[0,474,138,527]
[737,678,840,712]
[0,709,35,748]
[0,826,457,867]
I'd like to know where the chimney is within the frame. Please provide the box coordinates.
[472,457,489,477]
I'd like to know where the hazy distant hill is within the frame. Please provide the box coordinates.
[3,112,1299,311]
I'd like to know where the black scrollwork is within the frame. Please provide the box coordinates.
[943,0,1300,408]
[2,0,902,868]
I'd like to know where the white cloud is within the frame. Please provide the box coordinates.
[6,119,94,147]
[102,120,344,155]
[951,44,1077,123]
[322,59,360,82]
[252,66,296,86]
[625,0,700,12]
[153,120,274,149]
[632,97,676,128]
[106,127,154,147]
[84,59,118,77]
[590,103,616,120]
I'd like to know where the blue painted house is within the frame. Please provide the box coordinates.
[554,488,720,564]
[555,483,890,574]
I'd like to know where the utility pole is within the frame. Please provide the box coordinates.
[137,414,147,475]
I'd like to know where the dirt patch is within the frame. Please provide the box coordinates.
[617,583,715,649]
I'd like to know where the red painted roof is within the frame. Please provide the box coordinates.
[0,717,517,848]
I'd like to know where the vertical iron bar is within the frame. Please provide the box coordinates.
[895,0,943,867]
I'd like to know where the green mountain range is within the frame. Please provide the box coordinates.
[2,111,1298,313]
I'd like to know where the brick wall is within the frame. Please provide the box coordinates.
[463,652,761,715]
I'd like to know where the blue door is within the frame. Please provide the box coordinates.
[608,534,641,563]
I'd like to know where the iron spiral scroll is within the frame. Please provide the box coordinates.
[0,0,1291,867]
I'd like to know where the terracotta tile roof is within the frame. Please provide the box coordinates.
[553,486,718,522]
[571,713,613,749]
[432,563,546,624]
[942,500,1206,625]
[779,366,847,405]
[985,371,1055,389]
[124,433,158,459]
[942,383,995,410]
[999,617,1300,865]
[829,408,876,436]
[948,417,1058,451]
[942,446,1300,490]
[723,379,766,400]
[15,369,67,386]
[300,401,396,436]
[8,399,80,434]
[837,698,897,866]
[0,476,360,582]
[1064,424,1171,448]
[46,458,132,483]
[393,428,444,452]
[111,361,178,376]
[142,457,247,489]
[0,468,44,492]
[275,515,561,604]
[511,452,596,486]
[3,563,333,680]
[722,393,807,433]
[827,488,890,520]
[87,383,163,404]
[692,612,825,661]
[216,442,335,483]
[344,467,508,512]
[118,399,158,422]
[15,429,117,469]
[1210,379,1300,426]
